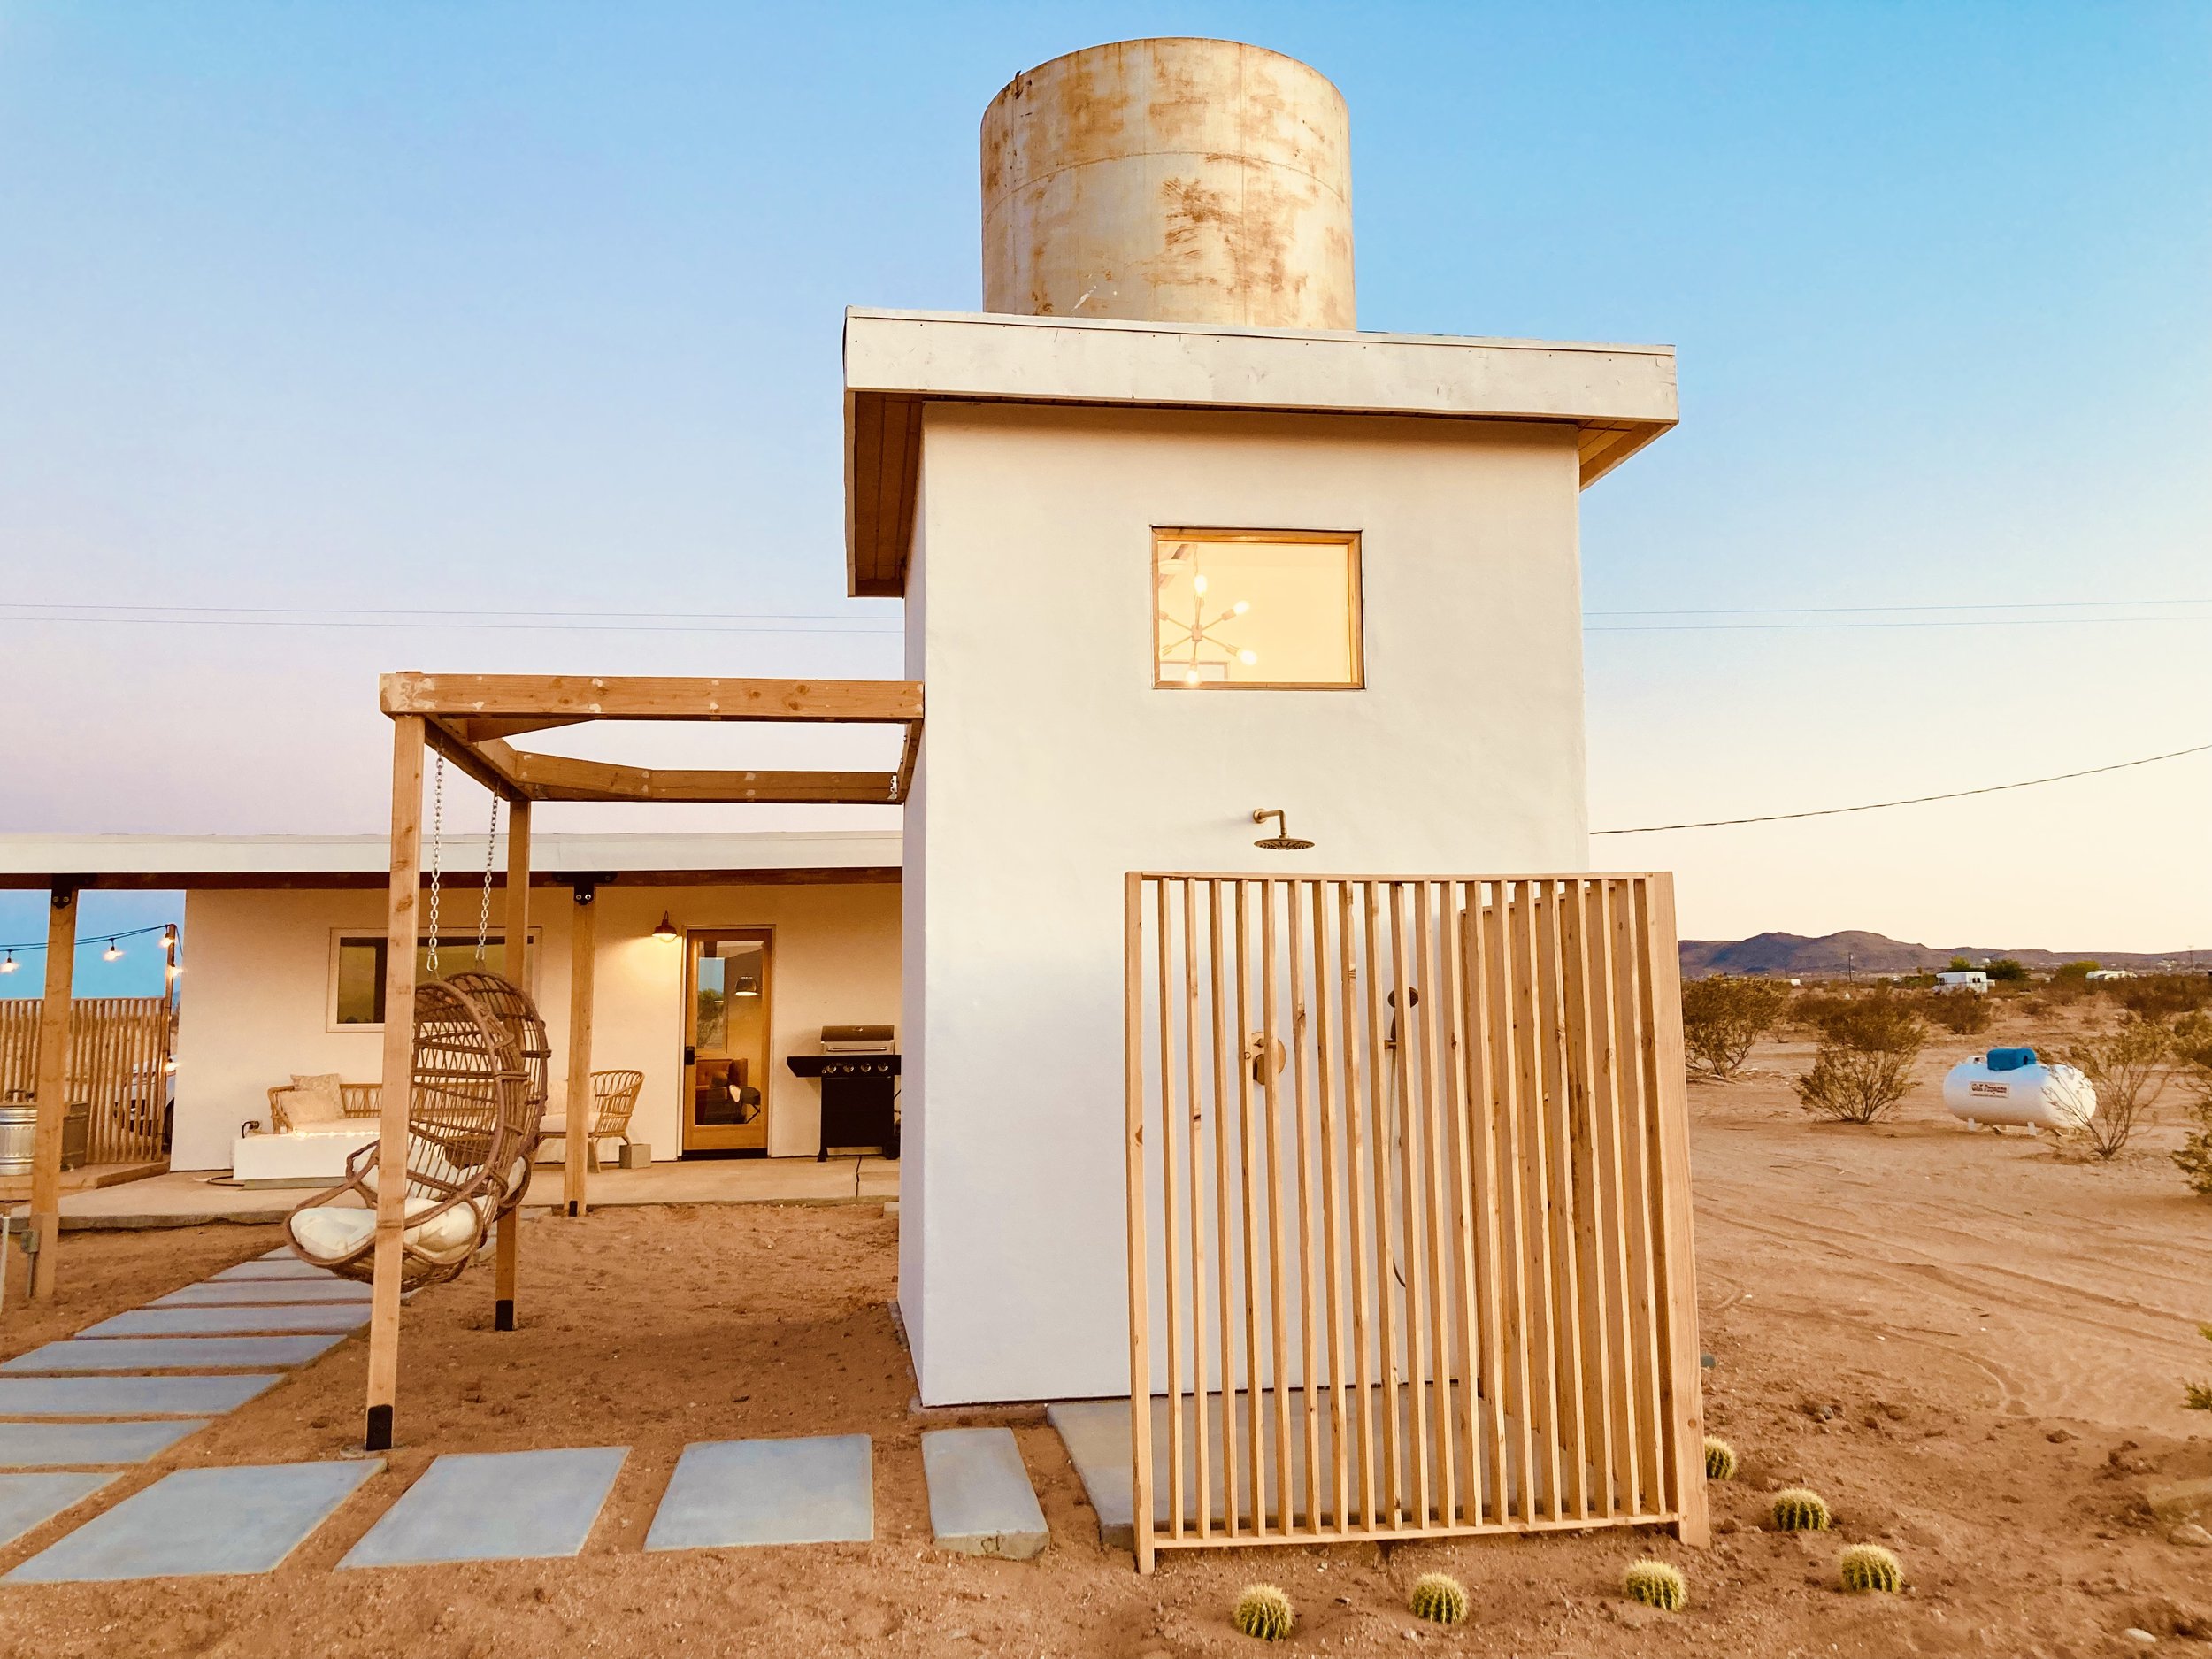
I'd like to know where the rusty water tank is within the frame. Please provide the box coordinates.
[981,38,1355,330]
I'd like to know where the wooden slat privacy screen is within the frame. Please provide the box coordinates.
[0,997,173,1164]
[1120,873,1707,1571]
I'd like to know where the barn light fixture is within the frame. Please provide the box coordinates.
[651,913,680,942]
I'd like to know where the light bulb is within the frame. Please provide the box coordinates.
[1193,573,1209,596]
[1184,668,1202,687]
[104,941,122,962]
[0,952,14,973]
[1238,649,1259,665]
[1232,600,1249,616]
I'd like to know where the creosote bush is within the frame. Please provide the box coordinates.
[2111,974,2212,1023]
[1771,1486,1832,1531]
[1409,1572,1469,1625]
[1703,1436,1737,1480]
[2063,1017,2171,1160]
[1924,990,1992,1036]
[1839,1543,1902,1593]
[2169,1015,2212,1197]
[1622,1560,1687,1610]
[1793,996,1927,1125]
[1681,976,1796,1079]
[1233,1584,1294,1642]
[2184,1322,2212,1412]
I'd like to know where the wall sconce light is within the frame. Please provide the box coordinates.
[651,913,680,942]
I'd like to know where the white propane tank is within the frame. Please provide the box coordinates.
[1942,1047,2097,1133]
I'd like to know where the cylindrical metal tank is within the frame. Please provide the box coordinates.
[981,38,1355,330]
[1942,1048,2099,1133]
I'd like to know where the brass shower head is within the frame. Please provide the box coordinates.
[1252,808,1315,851]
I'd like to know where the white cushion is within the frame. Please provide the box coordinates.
[287,1194,488,1266]
[281,1073,348,1128]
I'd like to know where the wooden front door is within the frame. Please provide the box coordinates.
[683,929,772,1154]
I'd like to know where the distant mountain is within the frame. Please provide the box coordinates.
[1679,930,2204,979]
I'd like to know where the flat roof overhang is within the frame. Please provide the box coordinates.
[843,306,1680,597]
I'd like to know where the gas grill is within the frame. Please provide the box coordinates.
[784,1025,900,1161]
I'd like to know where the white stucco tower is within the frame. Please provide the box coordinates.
[850,39,1678,1404]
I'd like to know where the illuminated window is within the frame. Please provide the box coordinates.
[1153,529,1363,690]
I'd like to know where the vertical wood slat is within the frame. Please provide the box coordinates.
[1122,873,1156,1575]
[1124,872,1705,1569]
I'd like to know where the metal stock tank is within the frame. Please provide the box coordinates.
[1942,1047,2097,1132]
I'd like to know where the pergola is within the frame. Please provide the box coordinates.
[362,672,920,1450]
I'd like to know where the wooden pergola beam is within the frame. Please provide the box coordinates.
[384,672,923,725]
[504,750,897,805]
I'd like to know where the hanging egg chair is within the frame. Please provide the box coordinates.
[441,968,552,1171]
[284,979,534,1289]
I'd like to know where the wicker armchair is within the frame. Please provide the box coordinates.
[540,1069,645,1171]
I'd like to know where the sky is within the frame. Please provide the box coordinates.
[1,1,2207,964]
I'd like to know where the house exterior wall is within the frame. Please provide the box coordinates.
[173,879,900,1172]
[901,401,1589,1405]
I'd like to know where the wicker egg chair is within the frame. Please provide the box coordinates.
[440,968,553,1208]
[285,979,533,1289]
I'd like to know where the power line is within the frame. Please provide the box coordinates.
[1587,597,2212,617]
[1594,741,2212,835]
[1587,615,2212,633]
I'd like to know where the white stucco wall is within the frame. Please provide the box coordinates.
[173,879,900,1172]
[901,403,1589,1405]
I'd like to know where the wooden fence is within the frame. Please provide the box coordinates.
[1120,872,1707,1571]
[0,997,173,1164]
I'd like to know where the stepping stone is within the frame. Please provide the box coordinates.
[81,1305,372,1338]
[2,1335,347,1373]
[922,1428,1048,1559]
[213,1260,336,1281]
[5,1460,380,1582]
[339,1448,626,1568]
[0,1473,117,1549]
[0,1374,283,1417]
[0,1420,211,1468]
[155,1281,371,1307]
[644,1434,872,1552]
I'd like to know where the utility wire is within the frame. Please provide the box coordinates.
[1594,741,2212,835]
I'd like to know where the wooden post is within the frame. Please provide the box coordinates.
[1121,874,1155,1574]
[364,716,425,1453]
[1644,873,1711,1548]
[27,886,79,1301]
[495,796,531,1331]
[562,881,597,1217]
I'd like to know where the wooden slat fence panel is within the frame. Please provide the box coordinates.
[0,997,173,1164]
[1122,873,1708,1571]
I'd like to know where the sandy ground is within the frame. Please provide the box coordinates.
[4,1005,2212,1658]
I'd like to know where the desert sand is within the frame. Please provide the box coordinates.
[4,1005,2211,1657]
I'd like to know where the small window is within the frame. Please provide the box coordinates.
[1154,529,1363,689]
[330,932,536,1029]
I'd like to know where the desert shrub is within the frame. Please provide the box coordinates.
[2169,1015,2212,1196]
[1947,955,1973,972]
[2063,1017,2171,1159]
[1789,990,1854,1038]
[1986,957,2030,984]
[1924,989,1992,1036]
[2187,1323,2212,1412]
[1794,995,1927,1124]
[1680,976,1794,1079]
[2114,974,2212,1024]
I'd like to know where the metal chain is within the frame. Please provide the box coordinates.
[426,755,445,978]
[475,795,500,963]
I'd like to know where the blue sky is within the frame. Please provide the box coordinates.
[1,1,2206,954]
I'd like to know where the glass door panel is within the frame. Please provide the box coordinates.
[684,929,771,1153]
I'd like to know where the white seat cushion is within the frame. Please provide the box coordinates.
[288,1194,488,1266]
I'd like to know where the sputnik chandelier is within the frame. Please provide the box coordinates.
[1157,552,1258,687]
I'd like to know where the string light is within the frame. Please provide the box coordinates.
[0,921,175,957]
[103,939,122,962]
[0,951,14,973]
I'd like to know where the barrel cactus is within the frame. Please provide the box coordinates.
[1704,1436,1737,1480]
[1839,1543,1902,1593]
[1233,1584,1295,1641]
[1623,1559,1687,1611]
[1409,1572,1468,1625]
[1771,1486,1832,1532]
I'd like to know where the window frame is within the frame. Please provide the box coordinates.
[325,926,542,1034]
[1150,526,1366,692]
